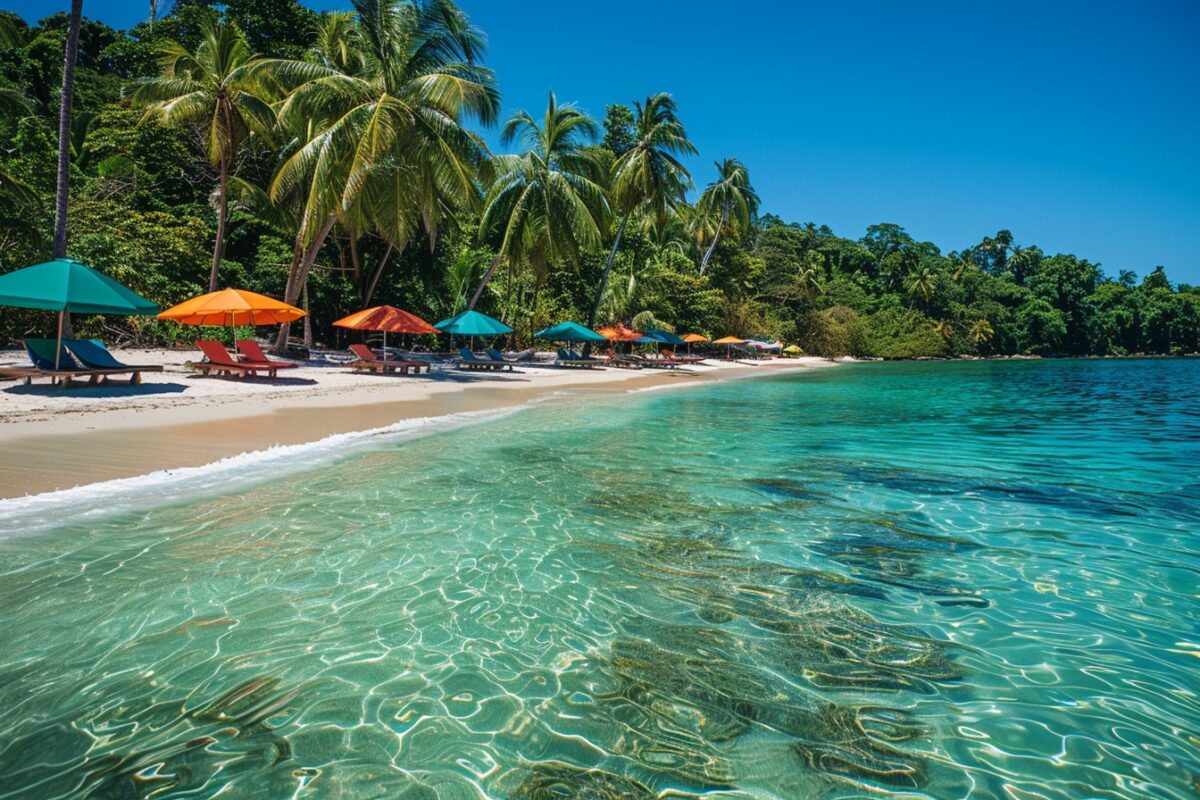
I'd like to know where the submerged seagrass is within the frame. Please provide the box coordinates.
[0,359,1197,799]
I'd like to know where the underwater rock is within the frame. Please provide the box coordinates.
[506,761,659,799]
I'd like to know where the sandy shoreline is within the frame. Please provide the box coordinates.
[0,350,835,499]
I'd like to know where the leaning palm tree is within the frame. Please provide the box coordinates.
[586,92,695,334]
[132,16,277,291]
[695,157,758,276]
[262,0,499,342]
[470,91,608,309]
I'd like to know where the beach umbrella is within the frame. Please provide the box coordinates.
[157,288,305,344]
[0,258,159,368]
[682,332,709,354]
[712,335,745,359]
[642,328,685,347]
[334,305,437,353]
[435,309,513,351]
[534,321,607,343]
[435,309,513,337]
[596,324,642,342]
[783,344,803,356]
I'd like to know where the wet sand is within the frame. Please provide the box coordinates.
[0,354,834,498]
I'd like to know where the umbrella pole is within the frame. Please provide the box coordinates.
[55,309,64,370]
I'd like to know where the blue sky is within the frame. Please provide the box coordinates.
[13,0,1200,283]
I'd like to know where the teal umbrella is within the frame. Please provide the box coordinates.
[642,328,685,346]
[435,309,513,337]
[0,258,159,368]
[534,321,607,343]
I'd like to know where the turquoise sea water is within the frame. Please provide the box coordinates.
[1,359,1198,799]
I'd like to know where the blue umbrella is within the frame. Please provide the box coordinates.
[642,328,685,346]
[534,321,607,343]
[435,309,513,337]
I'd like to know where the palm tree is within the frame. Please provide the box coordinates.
[1117,269,1137,288]
[695,157,758,276]
[905,264,936,304]
[469,93,607,310]
[132,16,277,291]
[262,0,498,337]
[795,264,822,302]
[586,92,695,334]
[52,0,83,260]
[970,318,995,349]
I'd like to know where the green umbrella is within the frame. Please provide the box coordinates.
[534,321,607,343]
[0,258,159,368]
[435,309,513,337]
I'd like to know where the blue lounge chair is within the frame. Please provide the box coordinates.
[457,347,510,371]
[66,339,163,383]
[556,348,604,368]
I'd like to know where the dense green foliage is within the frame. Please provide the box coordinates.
[1,1,1197,356]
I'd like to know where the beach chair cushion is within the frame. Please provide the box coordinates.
[196,339,247,367]
[25,338,83,371]
[237,339,299,368]
[64,338,133,370]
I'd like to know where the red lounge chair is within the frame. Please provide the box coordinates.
[604,348,642,369]
[236,339,299,369]
[188,339,289,379]
[661,348,704,364]
[348,343,427,374]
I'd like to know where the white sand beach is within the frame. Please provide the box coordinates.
[0,348,835,498]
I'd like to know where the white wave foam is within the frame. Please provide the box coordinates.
[0,406,518,538]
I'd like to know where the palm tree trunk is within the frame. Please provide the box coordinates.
[348,226,361,287]
[208,151,229,292]
[363,242,393,307]
[467,253,503,310]
[273,213,336,352]
[698,202,728,277]
[52,0,82,261]
[586,215,628,331]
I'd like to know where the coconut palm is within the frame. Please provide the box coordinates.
[132,17,277,291]
[469,92,608,309]
[51,0,83,260]
[586,92,695,334]
[695,157,758,276]
[261,0,499,333]
[970,318,995,351]
[905,264,937,304]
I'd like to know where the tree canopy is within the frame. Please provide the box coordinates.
[0,2,1196,357]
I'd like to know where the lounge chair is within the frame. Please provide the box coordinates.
[235,339,299,370]
[348,343,426,374]
[487,348,536,365]
[555,348,604,369]
[604,348,642,369]
[64,339,164,384]
[188,339,290,379]
[662,349,704,364]
[0,338,145,387]
[632,351,677,369]
[456,347,510,371]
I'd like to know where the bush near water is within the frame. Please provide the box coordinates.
[1,2,1197,358]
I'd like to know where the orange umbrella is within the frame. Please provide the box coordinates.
[158,288,305,327]
[158,288,305,345]
[596,324,643,342]
[682,332,708,354]
[333,305,437,353]
[333,305,437,334]
[712,335,745,360]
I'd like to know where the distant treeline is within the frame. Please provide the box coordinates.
[0,1,1196,357]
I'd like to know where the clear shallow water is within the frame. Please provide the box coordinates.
[1,359,1198,799]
